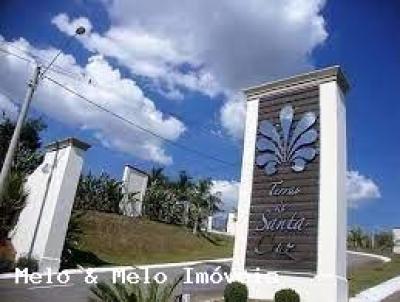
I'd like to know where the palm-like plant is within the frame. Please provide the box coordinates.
[174,171,193,225]
[148,168,168,187]
[0,171,27,243]
[89,276,183,302]
[348,227,368,249]
[189,179,222,234]
[375,231,394,251]
[74,172,125,214]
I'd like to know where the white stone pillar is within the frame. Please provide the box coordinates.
[315,79,348,302]
[231,95,259,275]
[393,228,400,254]
[11,138,90,272]
[207,216,213,232]
[226,212,237,236]
[120,165,148,217]
[231,66,349,301]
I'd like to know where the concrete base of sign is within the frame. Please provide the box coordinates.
[231,67,349,302]
[231,271,347,301]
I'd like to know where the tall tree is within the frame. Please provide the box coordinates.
[0,114,46,175]
[190,179,222,234]
[148,167,168,186]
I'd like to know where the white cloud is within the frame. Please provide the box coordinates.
[0,93,18,119]
[52,0,328,138]
[347,170,381,208]
[0,36,185,164]
[211,180,240,211]
[52,13,222,101]
[220,93,246,140]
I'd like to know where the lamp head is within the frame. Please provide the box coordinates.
[75,26,86,35]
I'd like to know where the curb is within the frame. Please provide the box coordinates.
[347,251,392,263]
[350,275,400,302]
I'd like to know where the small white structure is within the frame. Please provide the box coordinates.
[393,228,400,254]
[226,212,237,236]
[11,138,90,272]
[120,165,148,217]
[207,216,213,232]
[231,67,349,301]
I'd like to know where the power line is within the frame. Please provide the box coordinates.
[0,44,86,81]
[0,86,21,103]
[44,76,239,168]
[0,47,34,63]
[0,46,241,159]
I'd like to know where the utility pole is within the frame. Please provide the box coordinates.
[0,65,41,196]
[0,26,86,197]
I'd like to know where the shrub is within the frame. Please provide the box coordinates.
[0,259,14,273]
[16,256,38,273]
[0,171,27,242]
[224,281,248,302]
[74,172,125,214]
[0,240,16,273]
[89,275,183,302]
[274,289,300,302]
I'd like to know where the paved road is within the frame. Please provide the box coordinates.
[382,292,400,302]
[0,261,230,302]
[0,253,382,302]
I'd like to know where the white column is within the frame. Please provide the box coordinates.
[393,229,400,254]
[226,212,237,236]
[12,138,90,272]
[120,165,148,217]
[231,97,259,275]
[207,216,213,232]
[314,81,348,302]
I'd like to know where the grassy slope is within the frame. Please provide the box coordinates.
[75,211,233,266]
[73,212,400,297]
[349,254,400,297]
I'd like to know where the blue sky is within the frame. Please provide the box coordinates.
[0,0,398,229]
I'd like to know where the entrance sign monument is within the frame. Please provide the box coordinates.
[231,66,349,301]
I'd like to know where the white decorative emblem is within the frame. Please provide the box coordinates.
[255,105,317,175]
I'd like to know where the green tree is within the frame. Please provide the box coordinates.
[144,168,180,224]
[375,231,393,251]
[0,114,46,175]
[348,227,368,249]
[0,171,27,243]
[144,170,223,231]
[148,167,168,187]
[189,179,222,234]
[74,172,127,214]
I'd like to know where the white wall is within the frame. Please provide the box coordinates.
[11,138,89,272]
[120,165,148,217]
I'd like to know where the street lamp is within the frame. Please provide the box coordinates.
[0,26,86,196]
[75,26,86,35]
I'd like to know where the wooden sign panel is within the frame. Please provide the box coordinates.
[245,86,320,273]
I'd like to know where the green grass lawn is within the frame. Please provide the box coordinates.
[72,211,233,267]
[349,254,400,297]
[70,211,400,297]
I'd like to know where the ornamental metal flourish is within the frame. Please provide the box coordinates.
[255,105,317,175]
